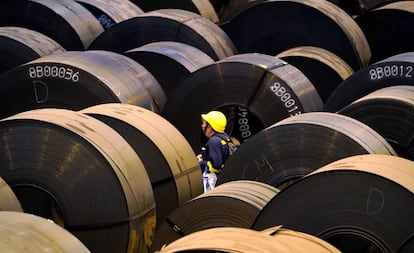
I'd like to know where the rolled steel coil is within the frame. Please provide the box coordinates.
[75,0,144,30]
[220,0,371,70]
[0,211,90,252]
[80,103,203,226]
[325,52,414,112]
[0,177,23,212]
[355,1,414,63]
[217,112,396,189]
[156,226,339,252]
[130,0,219,23]
[0,0,104,50]
[124,41,215,98]
[162,53,323,153]
[253,154,414,253]
[277,46,354,102]
[0,50,162,119]
[0,26,65,74]
[88,9,236,61]
[338,85,414,160]
[150,180,279,252]
[0,108,155,253]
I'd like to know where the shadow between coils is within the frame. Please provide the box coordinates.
[0,108,155,253]
[325,52,414,112]
[338,85,414,160]
[252,154,414,253]
[150,180,279,252]
[217,112,396,189]
[0,0,103,50]
[0,50,162,119]
[81,103,203,226]
[162,53,323,153]
[0,26,65,74]
[88,9,236,61]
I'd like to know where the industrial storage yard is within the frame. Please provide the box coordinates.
[0,0,413,252]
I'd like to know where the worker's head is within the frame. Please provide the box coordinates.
[201,111,227,135]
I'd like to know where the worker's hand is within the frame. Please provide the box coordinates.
[196,154,203,162]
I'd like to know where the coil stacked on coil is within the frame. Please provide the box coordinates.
[0,108,155,253]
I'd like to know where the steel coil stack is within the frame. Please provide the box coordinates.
[0,0,413,253]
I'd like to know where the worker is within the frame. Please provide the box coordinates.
[197,110,231,192]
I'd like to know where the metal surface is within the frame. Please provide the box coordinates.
[0,108,155,253]
[151,180,279,252]
[0,26,65,74]
[0,211,90,252]
[125,41,214,98]
[355,1,414,63]
[220,0,371,70]
[75,0,144,30]
[277,46,354,102]
[162,53,323,153]
[0,0,104,50]
[325,52,414,112]
[217,112,396,189]
[0,177,23,212]
[339,85,414,160]
[88,9,236,61]
[0,50,160,119]
[81,103,203,226]
[253,154,414,253]
[129,0,219,23]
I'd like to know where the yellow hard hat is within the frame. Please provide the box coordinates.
[201,111,227,133]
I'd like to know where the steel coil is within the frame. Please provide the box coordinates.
[0,50,162,119]
[162,53,323,152]
[88,9,236,61]
[253,154,414,253]
[338,85,414,160]
[325,52,414,112]
[80,103,203,226]
[0,177,22,212]
[75,0,144,30]
[277,46,354,102]
[0,26,65,74]
[0,0,104,50]
[218,112,396,189]
[0,211,90,252]
[0,108,155,253]
[151,180,279,251]
[220,0,371,70]
[124,41,214,98]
